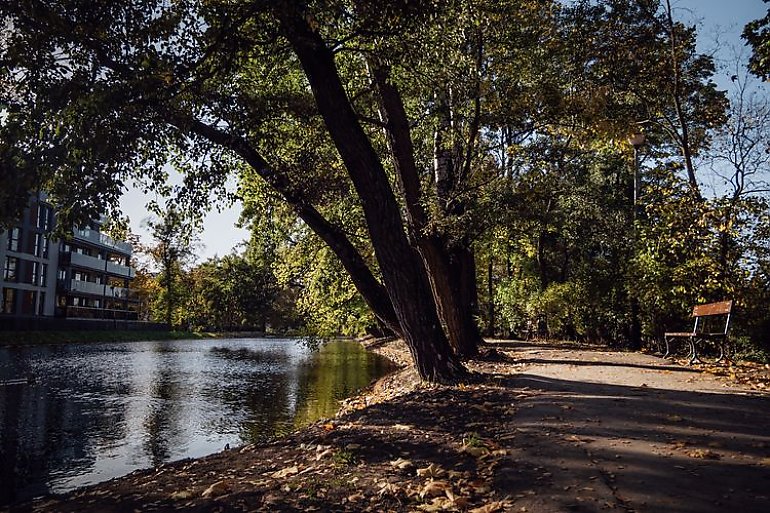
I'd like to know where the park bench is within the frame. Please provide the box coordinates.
[664,300,733,365]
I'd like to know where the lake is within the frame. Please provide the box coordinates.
[0,338,394,506]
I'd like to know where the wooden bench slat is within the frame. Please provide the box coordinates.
[692,300,732,317]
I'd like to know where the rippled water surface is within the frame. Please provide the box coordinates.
[0,338,394,506]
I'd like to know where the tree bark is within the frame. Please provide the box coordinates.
[371,65,481,358]
[277,6,465,382]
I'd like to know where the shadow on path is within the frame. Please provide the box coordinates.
[342,371,770,513]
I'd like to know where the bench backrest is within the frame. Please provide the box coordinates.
[691,300,733,335]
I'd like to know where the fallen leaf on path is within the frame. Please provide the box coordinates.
[201,481,231,498]
[687,449,720,460]
[462,446,489,458]
[170,490,194,500]
[417,463,446,478]
[390,458,414,470]
[378,482,401,497]
[469,502,504,513]
[420,480,451,499]
[270,466,300,479]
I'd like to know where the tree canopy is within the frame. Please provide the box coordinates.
[2,0,768,378]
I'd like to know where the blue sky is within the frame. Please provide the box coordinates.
[119,0,770,261]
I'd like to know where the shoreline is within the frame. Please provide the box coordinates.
[0,330,281,348]
[4,338,769,512]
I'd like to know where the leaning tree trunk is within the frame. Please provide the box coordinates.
[179,117,404,339]
[278,7,465,383]
[371,65,481,358]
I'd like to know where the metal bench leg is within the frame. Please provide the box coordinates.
[664,337,671,359]
[688,337,703,365]
[714,343,725,364]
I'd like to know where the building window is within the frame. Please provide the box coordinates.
[37,292,46,316]
[30,261,39,285]
[34,233,50,258]
[6,227,20,252]
[2,288,16,314]
[40,263,48,287]
[58,268,66,281]
[3,257,18,281]
[37,204,51,231]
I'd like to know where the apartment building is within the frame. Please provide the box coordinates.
[0,195,57,317]
[0,193,138,321]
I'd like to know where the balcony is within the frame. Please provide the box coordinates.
[59,279,138,301]
[69,279,107,296]
[68,251,106,271]
[63,252,135,279]
[106,260,135,279]
[73,228,133,255]
[106,285,135,300]
[58,305,139,321]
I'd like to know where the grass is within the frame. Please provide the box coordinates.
[0,330,222,346]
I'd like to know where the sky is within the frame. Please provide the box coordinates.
[118,0,769,262]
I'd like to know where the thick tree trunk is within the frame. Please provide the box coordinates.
[371,66,480,357]
[419,237,480,357]
[278,7,465,383]
[448,244,483,353]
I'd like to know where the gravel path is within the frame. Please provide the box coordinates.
[477,341,770,513]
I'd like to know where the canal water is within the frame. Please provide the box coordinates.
[0,338,394,506]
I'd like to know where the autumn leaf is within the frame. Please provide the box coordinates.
[170,490,194,500]
[419,480,451,499]
[416,463,446,478]
[390,458,414,470]
[469,501,504,513]
[270,466,300,479]
[687,449,721,460]
[201,481,231,498]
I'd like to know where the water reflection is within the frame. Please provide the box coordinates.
[0,338,394,506]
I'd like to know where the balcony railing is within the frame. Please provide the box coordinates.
[68,251,105,271]
[73,228,133,255]
[64,252,135,278]
[70,279,107,296]
[106,260,135,279]
[58,305,139,321]
[60,279,137,301]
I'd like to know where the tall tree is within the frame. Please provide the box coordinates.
[0,0,468,381]
[142,205,198,328]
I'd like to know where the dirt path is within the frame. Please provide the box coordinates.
[4,340,769,513]
[470,341,770,512]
